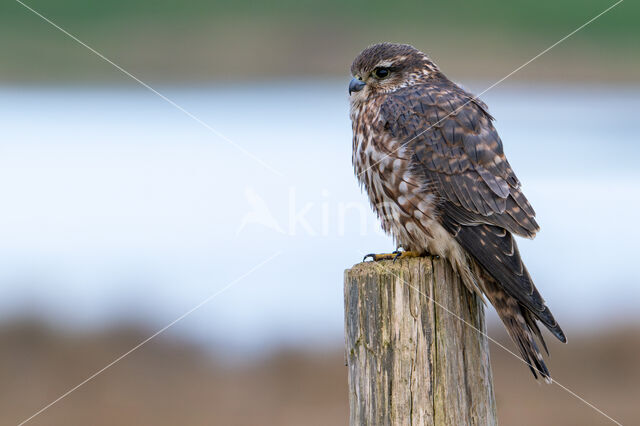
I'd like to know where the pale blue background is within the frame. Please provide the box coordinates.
[0,82,638,355]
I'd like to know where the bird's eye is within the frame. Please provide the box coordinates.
[373,67,390,79]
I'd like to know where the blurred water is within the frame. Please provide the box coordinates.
[0,81,638,353]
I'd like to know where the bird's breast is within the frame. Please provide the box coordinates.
[351,111,439,251]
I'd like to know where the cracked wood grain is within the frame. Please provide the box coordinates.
[344,257,497,425]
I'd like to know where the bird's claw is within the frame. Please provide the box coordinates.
[363,252,396,262]
[362,250,421,263]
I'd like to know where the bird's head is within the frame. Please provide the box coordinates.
[349,43,439,101]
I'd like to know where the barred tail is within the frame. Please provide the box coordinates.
[483,276,552,382]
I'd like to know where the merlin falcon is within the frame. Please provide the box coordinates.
[348,43,565,380]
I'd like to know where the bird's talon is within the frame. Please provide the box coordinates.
[363,253,375,262]
[362,252,396,262]
[362,250,421,263]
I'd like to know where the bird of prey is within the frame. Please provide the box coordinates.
[348,43,565,381]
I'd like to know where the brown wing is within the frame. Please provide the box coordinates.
[380,82,539,238]
[379,82,565,343]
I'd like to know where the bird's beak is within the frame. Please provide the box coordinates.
[349,78,366,95]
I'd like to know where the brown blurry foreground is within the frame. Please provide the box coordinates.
[1,321,638,425]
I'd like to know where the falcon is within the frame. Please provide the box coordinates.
[348,43,566,380]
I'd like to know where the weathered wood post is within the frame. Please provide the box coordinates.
[344,257,497,425]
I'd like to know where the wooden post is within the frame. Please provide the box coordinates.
[344,257,497,425]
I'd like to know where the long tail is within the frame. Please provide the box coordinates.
[482,274,552,382]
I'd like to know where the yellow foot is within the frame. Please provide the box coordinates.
[363,250,421,263]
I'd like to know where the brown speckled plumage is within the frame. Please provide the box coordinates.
[349,43,565,380]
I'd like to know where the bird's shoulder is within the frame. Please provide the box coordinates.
[378,80,494,147]
[378,79,539,238]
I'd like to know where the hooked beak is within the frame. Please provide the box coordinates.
[349,78,366,95]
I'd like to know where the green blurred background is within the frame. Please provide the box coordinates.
[2,0,638,82]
